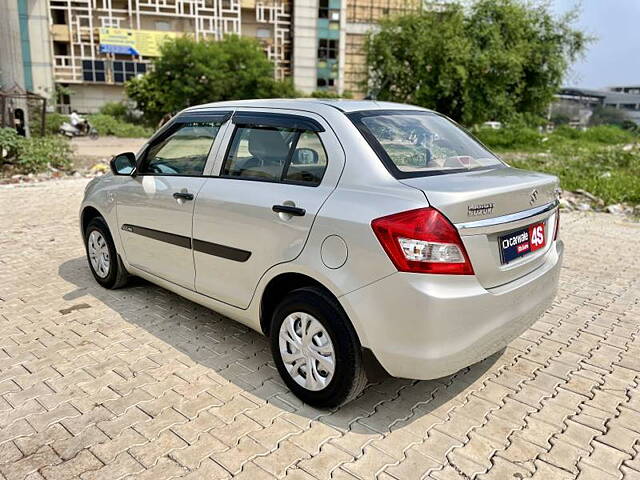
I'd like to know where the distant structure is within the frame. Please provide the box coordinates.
[609,85,640,95]
[552,87,640,126]
[2,0,445,114]
[0,0,51,136]
[342,0,422,94]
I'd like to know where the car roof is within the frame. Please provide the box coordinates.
[184,98,430,114]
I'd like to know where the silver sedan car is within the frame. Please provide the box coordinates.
[80,99,563,407]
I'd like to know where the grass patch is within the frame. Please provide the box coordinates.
[88,114,153,138]
[505,149,640,205]
[1,128,72,174]
[476,125,640,205]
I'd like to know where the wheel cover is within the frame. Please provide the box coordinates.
[278,312,335,391]
[87,230,110,278]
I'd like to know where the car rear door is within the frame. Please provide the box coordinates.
[192,109,344,308]
[116,112,230,289]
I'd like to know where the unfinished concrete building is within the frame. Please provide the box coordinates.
[46,0,292,111]
[344,0,421,96]
[3,0,443,113]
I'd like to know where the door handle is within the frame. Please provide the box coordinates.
[272,204,306,216]
[173,192,194,201]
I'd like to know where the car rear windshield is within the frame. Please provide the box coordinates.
[350,110,504,177]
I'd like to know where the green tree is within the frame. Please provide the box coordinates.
[365,0,588,125]
[126,35,297,124]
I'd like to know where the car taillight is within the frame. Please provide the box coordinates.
[371,207,474,275]
[553,209,560,240]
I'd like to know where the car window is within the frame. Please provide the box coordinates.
[284,131,327,185]
[223,126,295,181]
[222,126,327,186]
[140,122,220,176]
[351,111,503,177]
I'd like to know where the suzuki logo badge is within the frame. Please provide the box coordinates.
[529,189,539,206]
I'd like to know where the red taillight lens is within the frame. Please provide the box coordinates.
[553,209,560,240]
[371,207,474,275]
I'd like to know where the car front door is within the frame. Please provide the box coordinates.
[192,110,344,308]
[116,112,229,289]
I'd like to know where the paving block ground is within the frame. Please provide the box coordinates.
[1,178,639,479]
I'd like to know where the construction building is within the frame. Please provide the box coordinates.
[344,0,422,94]
[1,0,433,115]
[553,87,640,126]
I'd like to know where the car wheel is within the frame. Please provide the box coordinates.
[84,217,128,289]
[270,287,367,408]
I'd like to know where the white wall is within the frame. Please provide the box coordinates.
[69,84,126,113]
[292,0,318,94]
[0,0,25,90]
[28,0,55,100]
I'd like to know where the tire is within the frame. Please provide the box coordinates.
[270,287,367,408]
[89,129,99,140]
[84,217,128,289]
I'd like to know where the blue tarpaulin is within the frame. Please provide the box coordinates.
[99,44,139,55]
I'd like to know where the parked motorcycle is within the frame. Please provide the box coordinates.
[59,121,99,140]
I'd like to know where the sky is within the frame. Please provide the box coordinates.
[551,0,640,89]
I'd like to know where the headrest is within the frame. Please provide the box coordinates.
[247,129,290,160]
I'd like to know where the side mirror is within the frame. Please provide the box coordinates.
[110,152,137,176]
[291,148,319,165]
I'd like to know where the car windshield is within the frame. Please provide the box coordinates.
[352,111,503,176]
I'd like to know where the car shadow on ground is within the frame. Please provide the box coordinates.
[58,256,501,434]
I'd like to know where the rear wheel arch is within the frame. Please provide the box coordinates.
[269,286,368,407]
[260,273,346,336]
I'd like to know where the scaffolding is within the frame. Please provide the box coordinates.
[256,0,291,80]
[346,0,420,24]
[49,0,291,84]
[344,33,367,96]
[344,0,444,96]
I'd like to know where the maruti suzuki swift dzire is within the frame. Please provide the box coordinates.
[80,99,562,407]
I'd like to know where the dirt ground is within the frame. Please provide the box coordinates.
[71,136,148,170]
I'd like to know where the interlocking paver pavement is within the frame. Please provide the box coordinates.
[1,178,639,479]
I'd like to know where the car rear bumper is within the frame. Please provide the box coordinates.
[340,240,563,380]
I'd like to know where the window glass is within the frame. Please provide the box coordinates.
[318,39,338,60]
[82,60,105,82]
[319,0,329,17]
[113,61,147,83]
[256,28,271,39]
[284,131,327,185]
[222,126,328,185]
[354,112,503,175]
[223,127,295,181]
[141,122,220,176]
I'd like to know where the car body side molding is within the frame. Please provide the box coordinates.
[192,239,251,262]
[121,224,192,249]
[121,224,251,262]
